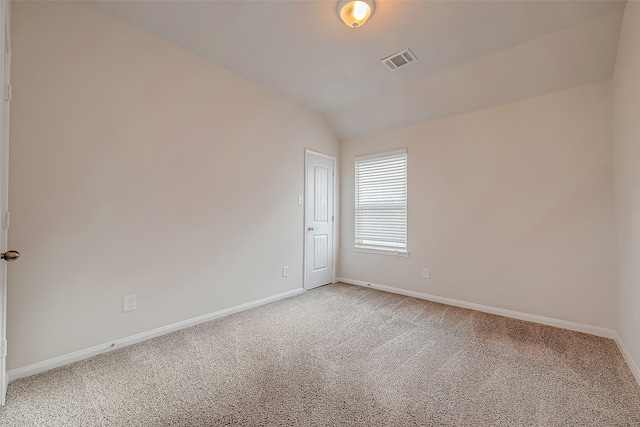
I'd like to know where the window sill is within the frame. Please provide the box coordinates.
[353,246,409,257]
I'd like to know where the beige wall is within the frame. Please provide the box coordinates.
[340,81,615,329]
[7,2,338,370]
[613,1,640,373]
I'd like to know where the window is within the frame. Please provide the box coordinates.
[354,149,407,256]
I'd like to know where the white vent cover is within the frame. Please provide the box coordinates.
[381,48,417,71]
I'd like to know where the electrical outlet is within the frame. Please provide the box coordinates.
[282,266,289,277]
[298,195,303,205]
[422,267,430,279]
[123,295,136,313]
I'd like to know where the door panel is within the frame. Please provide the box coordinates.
[313,234,328,270]
[314,166,328,222]
[305,151,335,290]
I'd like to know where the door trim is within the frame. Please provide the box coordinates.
[303,149,337,292]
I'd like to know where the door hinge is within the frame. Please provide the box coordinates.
[1,339,6,358]
[2,211,8,229]
[4,84,11,102]
[332,215,334,223]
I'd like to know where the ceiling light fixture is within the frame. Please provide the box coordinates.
[337,0,375,28]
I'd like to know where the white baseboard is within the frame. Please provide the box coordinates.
[7,287,304,383]
[9,280,640,388]
[337,277,640,386]
[612,332,640,386]
[337,278,617,338]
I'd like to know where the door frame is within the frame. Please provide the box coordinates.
[0,0,10,406]
[303,149,337,292]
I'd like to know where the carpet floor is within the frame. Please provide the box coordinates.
[1,283,639,426]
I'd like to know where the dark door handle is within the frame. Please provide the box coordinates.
[1,250,20,261]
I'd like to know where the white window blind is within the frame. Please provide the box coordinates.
[354,149,407,252]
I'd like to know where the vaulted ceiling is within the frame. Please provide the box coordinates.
[89,0,626,139]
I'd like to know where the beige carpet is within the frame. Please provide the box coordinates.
[1,283,639,426]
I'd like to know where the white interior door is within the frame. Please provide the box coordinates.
[0,0,10,406]
[305,150,335,290]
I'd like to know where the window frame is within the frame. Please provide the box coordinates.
[353,148,408,257]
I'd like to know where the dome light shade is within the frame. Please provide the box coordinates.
[338,0,374,28]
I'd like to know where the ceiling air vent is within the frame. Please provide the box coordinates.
[381,48,417,71]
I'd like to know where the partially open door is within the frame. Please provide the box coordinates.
[0,0,11,406]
